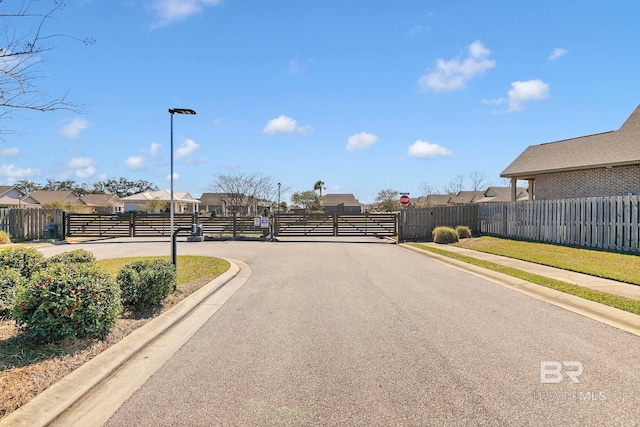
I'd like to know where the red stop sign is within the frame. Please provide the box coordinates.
[400,195,410,206]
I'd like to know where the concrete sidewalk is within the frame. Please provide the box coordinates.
[406,242,640,301]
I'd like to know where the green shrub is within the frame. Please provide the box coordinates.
[13,262,121,343]
[48,249,97,264]
[432,226,459,244]
[0,231,10,244]
[117,259,176,311]
[455,225,472,239]
[0,246,46,278]
[0,267,23,319]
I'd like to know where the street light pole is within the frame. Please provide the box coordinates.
[277,182,281,213]
[168,108,196,269]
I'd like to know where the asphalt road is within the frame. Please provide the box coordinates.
[40,237,640,426]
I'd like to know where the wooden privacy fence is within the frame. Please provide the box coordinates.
[1,208,64,240]
[399,205,479,241]
[479,196,640,252]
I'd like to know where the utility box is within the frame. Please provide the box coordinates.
[43,224,58,239]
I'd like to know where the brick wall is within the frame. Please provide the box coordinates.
[535,164,640,199]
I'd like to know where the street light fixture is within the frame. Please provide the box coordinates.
[169,108,196,269]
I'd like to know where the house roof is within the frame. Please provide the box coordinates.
[449,191,485,204]
[323,194,363,207]
[501,104,640,178]
[25,191,84,205]
[80,194,122,207]
[0,186,15,197]
[423,194,454,206]
[121,189,200,203]
[474,187,529,203]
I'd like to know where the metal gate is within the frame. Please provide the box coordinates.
[273,213,397,237]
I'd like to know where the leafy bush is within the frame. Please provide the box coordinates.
[0,231,10,244]
[0,267,23,319]
[48,249,97,264]
[432,226,459,244]
[13,262,121,343]
[455,225,472,239]
[0,246,46,278]
[117,259,176,311]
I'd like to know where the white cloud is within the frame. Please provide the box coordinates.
[0,164,40,179]
[346,132,378,153]
[166,172,180,181]
[125,156,145,170]
[418,40,496,92]
[262,115,313,136]
[408,140,451,159]
[67,157,96,179]
[175,139,200,159]
[0,147,19,157]
[151,0,222,28]
[549,48,568,61]
[59,118,90,139]
[507,79,550,112]
[263,115,298,134]
[481,98,506,106]
[75,166,96,179]
[67,157,93,169]
[150,142,161,156]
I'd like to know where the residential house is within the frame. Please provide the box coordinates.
[121,190,200,213]
[22,190,92,212]
[322,194,365,214]
[198,192,270,216]
[0,186,34,208]
[501,104,640,200]
[80,194,124,214]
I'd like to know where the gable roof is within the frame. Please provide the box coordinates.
[80,194,122,207]
[449,191,485,204]
[501,105,640,179]
[474,187,529,203]
[25,190,84,205]
[323,194,363,207]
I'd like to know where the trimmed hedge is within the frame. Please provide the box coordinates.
[48,249,97,264]
[0,246,46,278]
[0,267,23,319]
[117,259,176,312]
[13,262,121,343]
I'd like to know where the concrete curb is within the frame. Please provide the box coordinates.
[0,260,242,427]
[400,244,640,337]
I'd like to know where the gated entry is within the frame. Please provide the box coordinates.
[273,213,397,237]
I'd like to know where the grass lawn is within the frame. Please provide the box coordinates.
[408,239,640,317]
[455,236,640,285]
[0,255,229,420]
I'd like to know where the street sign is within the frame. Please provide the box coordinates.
[400,195,410,206]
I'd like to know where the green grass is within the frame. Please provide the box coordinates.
[408,242,640,316]
[454,236,640,285]
[98,256,230,287]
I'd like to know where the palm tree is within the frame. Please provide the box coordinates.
[313,180,325,197]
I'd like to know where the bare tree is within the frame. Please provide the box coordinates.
[418,181,436,196]
[0,1,92,134]
[468,171,488,191]
[443,175,465,194]
[375,189,399,212]
[210,171,276,216]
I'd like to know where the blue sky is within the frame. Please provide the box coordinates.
[2,0,640,204]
